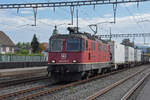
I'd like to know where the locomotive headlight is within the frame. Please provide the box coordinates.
[72,60,77,63]
[51,60,56,63]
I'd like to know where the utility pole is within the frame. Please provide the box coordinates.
[109,27,112,41]
[76,8,79,33]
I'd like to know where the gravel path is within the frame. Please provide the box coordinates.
[36,65,149,100]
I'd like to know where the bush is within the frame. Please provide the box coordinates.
[18,49,29,55]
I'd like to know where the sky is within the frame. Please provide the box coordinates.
[0,0,150,45]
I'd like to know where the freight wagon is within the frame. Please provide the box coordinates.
[134,49,142,62]
[109,41,125,69]
[125,46,135,63]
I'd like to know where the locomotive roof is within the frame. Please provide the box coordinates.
[50,32,106,43]
[50,27,109,44]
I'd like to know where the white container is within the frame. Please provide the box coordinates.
[109,41,125,64]
[134,49,142,62]
[125,46,135,62]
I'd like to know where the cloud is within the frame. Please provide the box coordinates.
[20,10,32,14]
[104,14,112,18]
[38,8,53,11]
[120,3,137,7]
[0,10,150,43]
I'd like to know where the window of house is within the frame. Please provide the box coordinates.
[10,47,12,52]
[3,47,6,52]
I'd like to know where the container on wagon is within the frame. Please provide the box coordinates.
[125,46,135,62]
[134,49,142,62]
[109,41,125,64]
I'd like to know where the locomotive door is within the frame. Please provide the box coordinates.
[88,52,91,60]
[86,40,91,61]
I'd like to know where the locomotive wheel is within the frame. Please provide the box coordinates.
[81,72,89,80]
[101,68,108,74]
[47,72,51,77]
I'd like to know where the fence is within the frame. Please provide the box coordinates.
[0,55,48,62]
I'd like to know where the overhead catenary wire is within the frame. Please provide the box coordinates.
[124,5,147,43]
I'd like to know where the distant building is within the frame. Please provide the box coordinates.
[40,42,48,52]
[0,31,15,54]
[147,47,150,54]
[40,42,49,61]
[134,43,150,53]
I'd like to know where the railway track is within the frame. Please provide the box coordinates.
[86,66,150,100]
[121,72,150,100]
[0,65,149,100]
[0,68,126,100]
[0,75,49,89]
[17,69,130,100]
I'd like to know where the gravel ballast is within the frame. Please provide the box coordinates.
[37,65,150,100]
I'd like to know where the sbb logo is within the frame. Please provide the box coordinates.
[61,53,67,59]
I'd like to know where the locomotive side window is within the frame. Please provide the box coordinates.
[66,38,80,51]
[50,39,63,52]
[92,41,95,51]
[81,39,85,51]
[86,40,88,51]
[104,45,107,52]
[98,43,101,51]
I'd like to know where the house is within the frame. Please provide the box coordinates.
[40,42,48,52]
[0,31,15,54]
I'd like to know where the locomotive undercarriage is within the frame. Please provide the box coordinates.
[47,62,146,81]
[47,63,110,81]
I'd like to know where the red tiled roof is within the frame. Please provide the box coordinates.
[0,31,15,47]
[41,42,48,48]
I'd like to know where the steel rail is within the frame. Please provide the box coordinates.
[0,76,48,89]
[16,69,126,100]
[85,68,148,100]
[121,72,150,100]
[0,84,49,99]
[0,0,149,9]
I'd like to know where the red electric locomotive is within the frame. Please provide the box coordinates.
[47,27,110,81]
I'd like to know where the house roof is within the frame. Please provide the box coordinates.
[0,31,15,47]
[42,42,48,48]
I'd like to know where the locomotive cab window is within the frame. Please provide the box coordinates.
[50,39,63,52]
[66,38,80,51]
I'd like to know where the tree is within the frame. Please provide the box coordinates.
[147,47,150,54]
[121,39,134,47]
[16,42,31,49]
[18,49,29,55]
[31,34,40,53]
